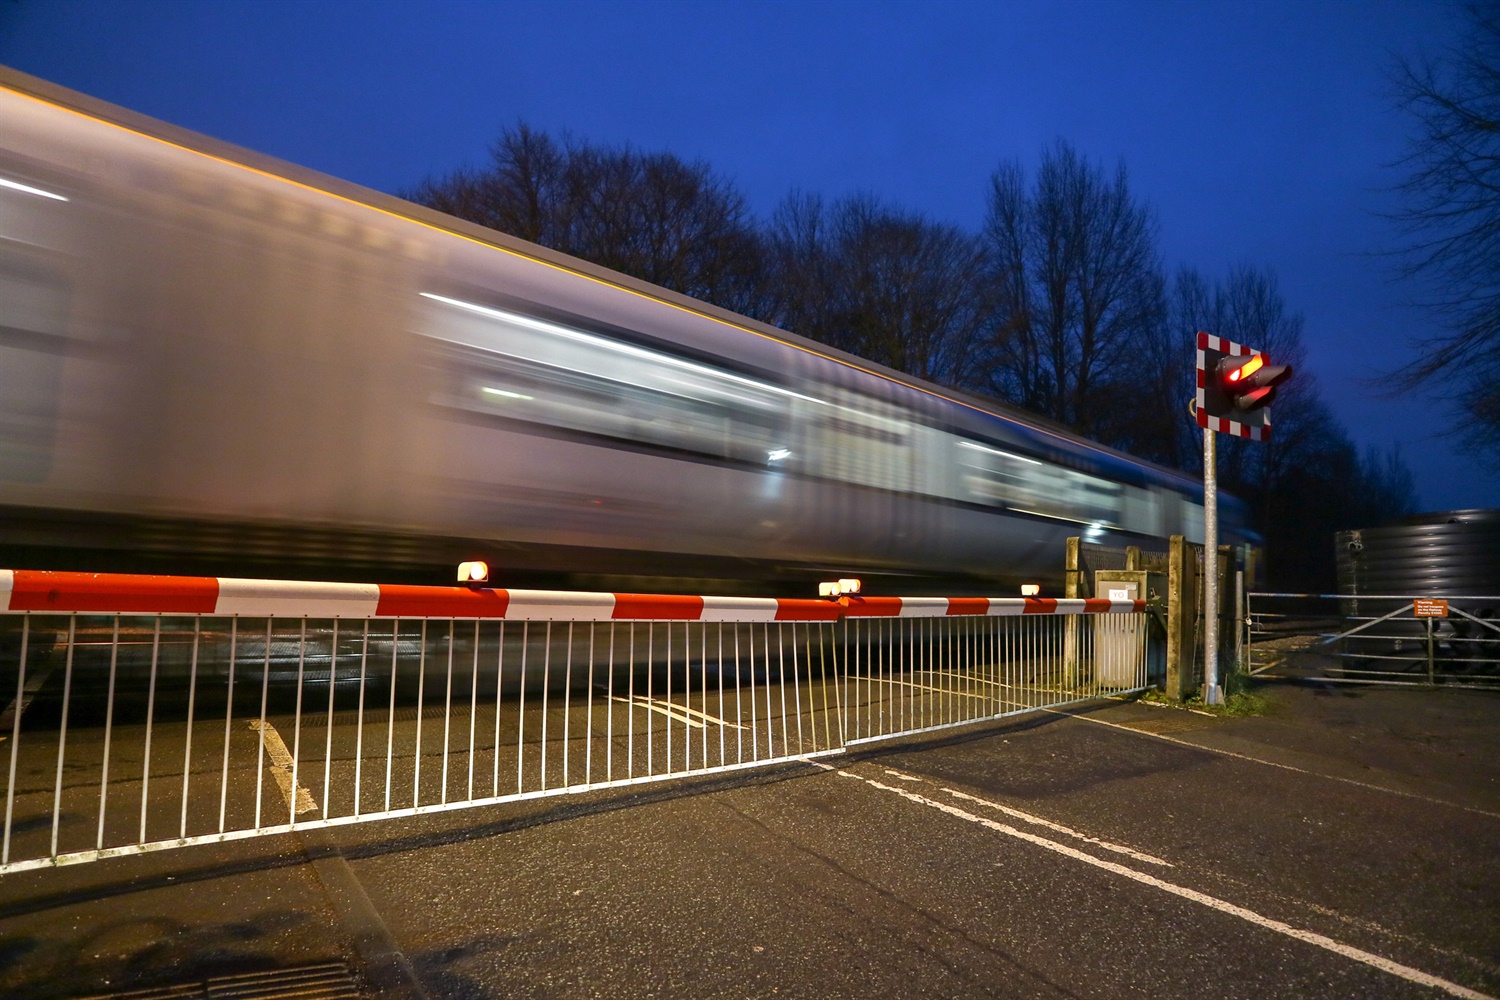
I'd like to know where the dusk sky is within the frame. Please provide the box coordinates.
[2,0,1493,512]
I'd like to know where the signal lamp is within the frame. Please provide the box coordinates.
[1021,584,1041,596]
[458,561,490,586]
[819,578,863,598]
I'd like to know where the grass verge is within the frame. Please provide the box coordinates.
[1138,671,1272,717]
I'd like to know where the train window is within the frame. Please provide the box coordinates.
[812,400,912,491]
[416,296,798,465]
[0,263,69,483]
[956,438,1123,526]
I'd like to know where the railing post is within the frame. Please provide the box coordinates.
[1426,616,1436,686]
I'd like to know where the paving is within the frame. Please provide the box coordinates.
[1,679,1496,999]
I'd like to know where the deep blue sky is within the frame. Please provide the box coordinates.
[2,0,1493,512]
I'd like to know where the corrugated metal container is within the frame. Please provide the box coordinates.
[1337,510,1500,597]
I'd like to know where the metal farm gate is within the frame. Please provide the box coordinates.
[0,570,1147,876]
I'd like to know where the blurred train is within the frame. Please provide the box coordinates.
[0,66,1244,595]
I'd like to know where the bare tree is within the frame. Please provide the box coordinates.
[1389,2,1500,463]
[408,124,766,314]
[982,141,1165,444]
[764,193,989,386]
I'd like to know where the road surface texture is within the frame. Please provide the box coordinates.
[0,678,1495,999]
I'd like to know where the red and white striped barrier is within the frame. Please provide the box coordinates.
[0,570,1145,621]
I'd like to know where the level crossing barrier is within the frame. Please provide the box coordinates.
[0,570,1146,876]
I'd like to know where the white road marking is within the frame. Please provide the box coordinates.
[248,720,318,815]
[878,767,1171,866]
[875,676,996,698]
[828,763,1495,1000]
[1050,708,1500,821]
[608,694,745,730]
[0,668,52,742]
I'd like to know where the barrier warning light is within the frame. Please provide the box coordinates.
[457,561,490,586]
[1021,584,1041,596]
[819,578,863,598]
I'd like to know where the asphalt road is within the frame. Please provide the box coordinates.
[1,679,1496,999]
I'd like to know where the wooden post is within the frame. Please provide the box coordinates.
[1064,537,1081,687]
[1166,534,1201,701]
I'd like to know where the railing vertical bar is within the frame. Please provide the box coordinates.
[384,619,398,814]
[102,617,122,848]
[777,623,790,758]
[413,619,427,809]
[517,622,529,794]
[748,624,760,761]
[49,616,77,859]
[3,616,30,865]
[647,624,655,776]
[763,623,776,759]
[493,620,505,798]
[688,623,697,770]
[866,617,874,739]
[605,622,616,783]
[354,620,368,819]
[140,617,162,844]
[562,622,573,789]
[716,624,725,768]
[180,617,201,839]
[734,625,745,763]
[790,622,804,755]
[441,619,455,805]
[469,619,480,800]
[323,620,338,817]
[701,623,710,769]
[627,622,635,779]
[886,617,896,736]
[255,619,271,831]
[685,623,693,769]
[664,623,672,775]
[587,622,597,785]
[924,617,933,728]
[817,623,831,751]
[858,617,870,743]
[290,618,307,827]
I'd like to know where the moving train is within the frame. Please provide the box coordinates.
[0,66,1241,595]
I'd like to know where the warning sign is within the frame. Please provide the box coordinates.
[1414,599,1449,618]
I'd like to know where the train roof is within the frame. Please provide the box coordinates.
[1,62,1209,499]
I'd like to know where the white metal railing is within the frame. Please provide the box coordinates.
[0,570,1146,875]
[1247,592,1500,687]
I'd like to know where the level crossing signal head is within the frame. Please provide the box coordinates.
[1216,353,1292,412]
[1195,332,1294,441]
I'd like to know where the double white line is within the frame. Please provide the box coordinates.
[825,763,1494,1000]
[609,694,746,731]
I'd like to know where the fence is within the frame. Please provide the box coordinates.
[0,570,1146,876]
[1246,592,1500,688]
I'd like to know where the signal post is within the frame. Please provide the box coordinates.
[1193,332,1291,703]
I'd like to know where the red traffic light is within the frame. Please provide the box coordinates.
[1214,354,1292,413]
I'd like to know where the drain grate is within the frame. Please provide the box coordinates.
[76,962,364,1000]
